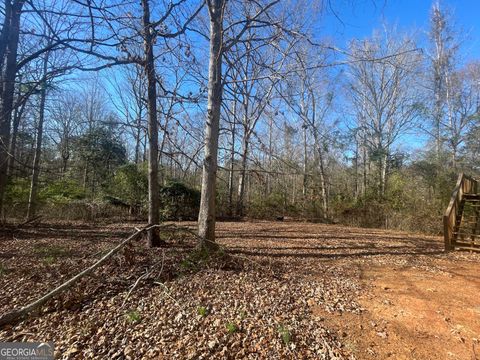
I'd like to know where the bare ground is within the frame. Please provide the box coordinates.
[0,221,479,359]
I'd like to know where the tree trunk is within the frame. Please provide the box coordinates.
[362,135,367,197]
[302,123,308,201]
[433,58,443,160]
[142,0,162,247]
[27,50,49,220]
[266,115,273,195]
[197,0,224,249]
[0,0,24,217]
[143,132,147,163]
[315,139,328,220]
[354,135,359,201]
[228,101,236,216]
[61,154,68,174]
[236,135,249,217]
[82,164,88,191]
[451,144,457,169]
[379,151,388,198]
[7,95,26,176]
[157,115,170,186]
[318,154,328,219]
[434,85,442,159]
[134,115,141,165]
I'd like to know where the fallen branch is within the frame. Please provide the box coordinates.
[120,249,165,308]
[5,332,36,342]
[0,224,155,327]
[0,222,221,327]
[15,215,42,229]
[0,216,43,237]
[120,271,151,308]
[153,281,184,311]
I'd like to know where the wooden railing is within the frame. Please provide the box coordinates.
[443,173,478,251]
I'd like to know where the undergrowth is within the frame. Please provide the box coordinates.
[177,246,243,275]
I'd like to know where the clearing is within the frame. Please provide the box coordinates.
[0,221,479,359]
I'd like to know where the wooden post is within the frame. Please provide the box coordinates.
[443,174,480,251]
[444,174,464,251]
[443,214,453,251]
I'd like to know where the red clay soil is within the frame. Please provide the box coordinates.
[318,261,480,360]
[0,221,479,359]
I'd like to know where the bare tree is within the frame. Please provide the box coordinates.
[7,74,29,176]
[48,92,82,174]
[197,0,225,249]
[197,0,292,246]
[444,63,480,168]
[280,45,333,218]
[226,37,280,217]
[0,0,26,217]
[347,30,421,197]
[427,2,459,159]
[139,0,162,246]
[26,48,51,220]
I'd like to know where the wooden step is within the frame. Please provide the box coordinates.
[445,175,480,251]
[463,193,480,201]
[454,240,480,246]
[458,220,480,224]
[454,245,480,252]
[454,239,480,244]
[453,231,480,238]
[461,219,480,224]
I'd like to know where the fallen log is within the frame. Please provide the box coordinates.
[15,215,42,229]
[0,225,155,327]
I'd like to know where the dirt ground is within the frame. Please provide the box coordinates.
[318,261,480,360]
[0,220,479,359]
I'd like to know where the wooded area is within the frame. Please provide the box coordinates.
[1,0,478,239]
[1,0,480,359]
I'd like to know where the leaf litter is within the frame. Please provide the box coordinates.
[1,220,478,359]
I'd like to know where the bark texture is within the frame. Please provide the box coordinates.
[0,0,25,216]
[27,50,50,220]
[142,0,161,247]
[197,0,225,249]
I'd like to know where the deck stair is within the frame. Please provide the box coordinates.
[444,174,480,251]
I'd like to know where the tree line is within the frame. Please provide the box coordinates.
[1,0,479,249]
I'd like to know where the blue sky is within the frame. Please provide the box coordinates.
[319,0,480,60]
[77,0,479,159]
[315,0,480,154]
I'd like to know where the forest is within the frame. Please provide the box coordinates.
[1,0,478,234]
[1,0,480,359]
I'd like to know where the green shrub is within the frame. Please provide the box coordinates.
[40,178,85,205]
[179,247,211,272]
[43,255,56,265]
[159,181,200,220]
[4,178,30,207]
[125,310,141,323]
[226,323,238,334]
[5,177,88,218]
[248,191,300,219]
[108,163,148,215]
[197,306,208,317]
[277,325,292,345]
[0,263,7,277]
